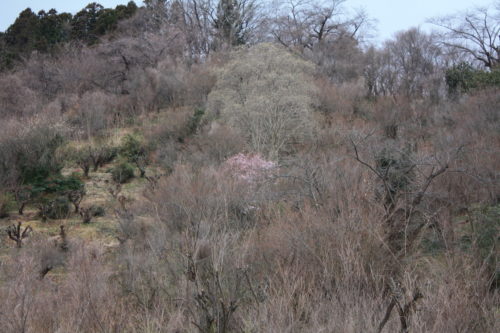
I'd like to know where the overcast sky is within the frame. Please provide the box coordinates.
[0,0,496,42]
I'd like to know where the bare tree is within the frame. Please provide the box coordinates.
[430,4,500,69]
[364,28,443,98]
[68,188,86,213]
[269,0,369,50]
[6,222,33,248]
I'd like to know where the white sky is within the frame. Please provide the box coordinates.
[348,0,496,42]
[0,0,497,42]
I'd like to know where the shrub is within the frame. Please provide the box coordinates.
[120,134,148,177]
[96,145,118,167]
[27,174,84,220]
[186,108,205,136]
[186,124,247,167]
[40,196,71,220]
[68,91,117,139]
[374,146,415,208]
[446,62,500,96]
[18,133,65,185]
[314,78,365,116]
[0,120,67,191]
[80,205,105,224]
[112,162,135,183]
[92,205,106,217]
[120,134,144,161]
[5,222,32,248]
[12,186,32,214]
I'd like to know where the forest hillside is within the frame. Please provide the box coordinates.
[0,1,499,332]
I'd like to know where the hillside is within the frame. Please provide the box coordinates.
[0,1,499,332]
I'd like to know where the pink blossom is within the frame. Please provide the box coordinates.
[222,153,277,183]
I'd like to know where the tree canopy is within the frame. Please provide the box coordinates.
[0,2,137,70]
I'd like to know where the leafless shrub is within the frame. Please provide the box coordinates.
[0,74,42,118]
[187,124,247,167]
[79,205,104,224]
[6,222,32,248]
[315,77,366,117]
[67,91,118,139]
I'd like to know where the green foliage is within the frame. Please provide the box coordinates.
[3,8,40,55]
[30,174,84,198]
[445,62,500,96]
[17,132,65,185]
[0,2,137,70]
[186,108,205,136]
[120,134,148,176]
[71,1,137,44]
[214,0,245,46]
[120,134,145,163]
[0,8,72,68]
[112,162,135,183]
[375,147,415,206]
[30,174,83,220]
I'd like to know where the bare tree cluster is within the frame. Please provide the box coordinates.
[431,3,500,69]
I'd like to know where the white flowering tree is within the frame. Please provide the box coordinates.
[207,43,316,159]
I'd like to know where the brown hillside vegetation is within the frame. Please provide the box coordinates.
[0,1,499,332]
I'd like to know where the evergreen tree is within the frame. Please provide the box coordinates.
[71,3,105,44]
[4,8,40,54]
[214,0,244,47]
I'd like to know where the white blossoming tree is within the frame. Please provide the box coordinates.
[207,43,316,159]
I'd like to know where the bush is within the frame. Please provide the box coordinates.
[18,133,65,185]
[42,196,71,220]
[120,134,144,161]
[446,62,500,96]
[186,108,205,136]
[28,174,84,220]
[67,91,117,139]
[0,120,67,191]
[80,205,105,223]
[185,124,247,167]
[112,162,135,183]
[97,145,118,166]
[120,134,148,177]
[91,205,106,217]
[375,146,415,207]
